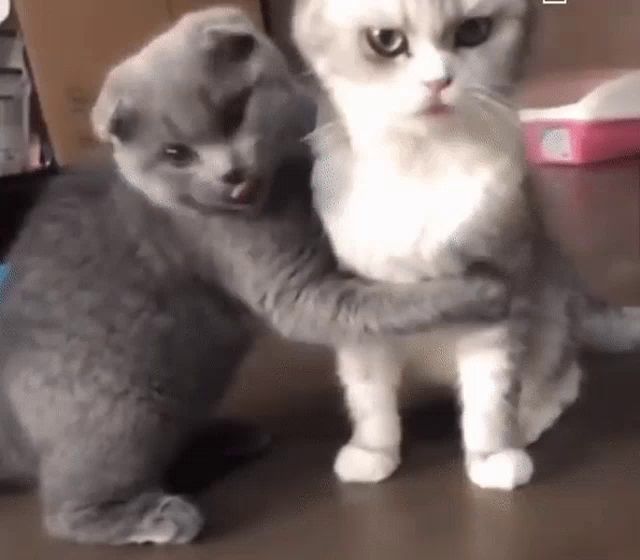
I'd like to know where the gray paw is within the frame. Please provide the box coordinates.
[129,495,204,545]
[464,263,510,312]
[468,276,510,320]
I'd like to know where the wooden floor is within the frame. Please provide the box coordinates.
[1,337,640,560]
[1,159,640,558]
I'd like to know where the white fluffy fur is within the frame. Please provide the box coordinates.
[316,97,535,489]
[319,94,524,283]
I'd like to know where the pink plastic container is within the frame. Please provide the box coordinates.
[520,70,640,165]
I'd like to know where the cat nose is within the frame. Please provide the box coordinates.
[424,76,453,94]
[221,167,247,185]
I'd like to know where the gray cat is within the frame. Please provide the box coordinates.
[0,8,508,545]
[293,0,640,490]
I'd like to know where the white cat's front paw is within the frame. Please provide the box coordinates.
[466,448,533,490]
[334,443,400,484]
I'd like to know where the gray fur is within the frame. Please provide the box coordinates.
[0,7,509,545]
[579,302,640,353]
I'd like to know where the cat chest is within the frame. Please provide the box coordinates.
[324,158,491,282]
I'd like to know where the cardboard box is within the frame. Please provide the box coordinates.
[13,0,264,166]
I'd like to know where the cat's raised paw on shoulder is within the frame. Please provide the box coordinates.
[469,275,511,321]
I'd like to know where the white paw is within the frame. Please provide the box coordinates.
[466,448,534,491]
[520,366,581,445]
[334,443,400,484]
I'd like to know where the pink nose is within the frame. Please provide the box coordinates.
[424,77,453,94]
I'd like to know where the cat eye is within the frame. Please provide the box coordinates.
[454,17,493,48]
[161,143,199,168]
[220,87,252,138]
[365,28,409,58]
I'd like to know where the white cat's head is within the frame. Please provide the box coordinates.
[293,0,535,132]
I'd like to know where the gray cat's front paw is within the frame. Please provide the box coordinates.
[128,495,204,545]
[462,261,511,320]
[468,276,510,321]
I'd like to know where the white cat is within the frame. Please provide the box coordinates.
[293,0,617,491]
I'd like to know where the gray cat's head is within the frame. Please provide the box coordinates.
[293,0,535,131]
[93,7,306,214]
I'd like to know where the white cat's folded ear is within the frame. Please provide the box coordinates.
[91,67,138,144]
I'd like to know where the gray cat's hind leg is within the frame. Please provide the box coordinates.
[0,449,37,489]
[44,490,203,545]
[0,398,38,488]
[39,426,204,545]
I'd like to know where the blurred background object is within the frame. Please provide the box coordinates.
[12,0,265,167]
[0,31,31,177]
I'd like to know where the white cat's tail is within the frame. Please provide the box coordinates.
[580,305,640,353]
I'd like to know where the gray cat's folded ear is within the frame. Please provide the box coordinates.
[203,28,258,67]
[91,71,138,143]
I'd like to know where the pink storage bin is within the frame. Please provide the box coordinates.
[520,70,640,165]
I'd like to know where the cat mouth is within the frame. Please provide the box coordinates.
[229,179,262,206]
[179,179,265,215]
[423,102,452,116]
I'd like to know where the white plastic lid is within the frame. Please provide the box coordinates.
[520,70,640,123]
[0,1,9,25]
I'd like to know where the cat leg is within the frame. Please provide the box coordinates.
[519,318,582,445]
[333,344,403,484]
[39,419,203,545]
[520,361,582,445]
[0,444,37,489]
[0,451,36,488]
[457,324,533,491]
[0,397,38,488]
